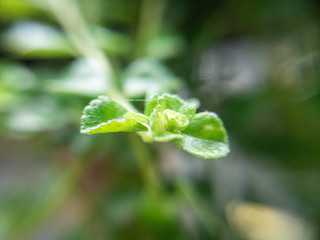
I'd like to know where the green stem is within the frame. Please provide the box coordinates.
[176,178,222,238]
[48,0,112,73]
[128,134,162,194]
[134,0,166,58]
[47,0,137,114]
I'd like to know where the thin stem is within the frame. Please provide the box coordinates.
[48,0,112,73]
[176,178,222,238]
[134,0,166,58]
[47,0,138,113]
[128,134,162,194]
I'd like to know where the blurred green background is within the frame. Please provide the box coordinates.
[0,0,320,239]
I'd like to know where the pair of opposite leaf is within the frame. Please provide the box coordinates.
[81,94,229,159]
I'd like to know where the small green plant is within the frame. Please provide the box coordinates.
[81,93,229,159]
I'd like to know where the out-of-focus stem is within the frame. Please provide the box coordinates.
[128,134,162,194]
[176,178,222,238]
[47,0,113,79]
[47,0,140,112]
[134,0,166,58]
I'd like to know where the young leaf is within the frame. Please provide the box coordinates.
[145,94,196,121]
[144,94,160,116]
[123,112,150,124]
[149,107,184,142]
[145,94,197,142]
[174,112,229,159]
[163,109,189,132]
[81,96,147,134]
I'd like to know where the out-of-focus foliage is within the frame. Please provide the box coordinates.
[46,58,110,97]
[1,21,74,58]
[123,58,183,97]
[0,0,320,239]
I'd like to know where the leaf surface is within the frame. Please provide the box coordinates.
[145,94,196,121]
[149,107,184,142]
[145,94,197,142]
[174,112,229,159]
[81,96,147,134]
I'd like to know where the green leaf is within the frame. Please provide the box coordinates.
[123,112,150,124]
[81,96,147,134]
[0,61,36,110]
[145,94,197,142]
[146,34,185,60]
[145,93,197,121]
[80,93,229,159]
[5,97,65,132]
[0,61,36,91]
[123,58,183,97]
[150,107,184,142]
[1,21,74,58]
[174,112,229,159]
[144,94,160,116]
[163,109,189,132]
[92,26,132,55]
[46,58,109,97]
[0,0,44,21]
